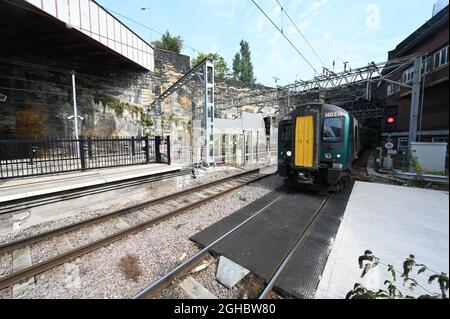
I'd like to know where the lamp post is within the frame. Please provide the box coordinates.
[141,8,152,44]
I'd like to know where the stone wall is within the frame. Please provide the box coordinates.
[150,49,277,155]
[0,55,158,139]
[0,48,277,154]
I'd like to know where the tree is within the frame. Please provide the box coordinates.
[153,31,183,54]
[192,53,231,79]
[232,53,241,80]
[232,40,256,83]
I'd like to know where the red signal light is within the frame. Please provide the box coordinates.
[387,117,395,124]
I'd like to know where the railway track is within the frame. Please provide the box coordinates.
[132,189,333,300]
[258,193,331,299]
[0,168,273,291]
[0,169,192,215]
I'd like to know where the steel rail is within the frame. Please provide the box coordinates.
[258,193,332,299]
[132,190,289,299]
[0,169,261,254]
[0,170,273,290]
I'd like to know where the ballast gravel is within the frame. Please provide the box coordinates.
[0,166,244,246]
[0,171,283,299]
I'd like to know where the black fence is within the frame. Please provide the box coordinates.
[0,136,171,180]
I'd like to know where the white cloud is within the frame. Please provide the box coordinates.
[366,4,381,31]
[309,0,328,12]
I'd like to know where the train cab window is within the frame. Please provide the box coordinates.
[280,123,292,142]
[323,117,344,143]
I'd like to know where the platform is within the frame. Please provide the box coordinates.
[0,164,182,204]
[316,182,449,299]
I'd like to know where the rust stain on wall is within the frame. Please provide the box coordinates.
[15,104,43,139]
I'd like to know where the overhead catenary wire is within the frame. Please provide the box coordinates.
[250,0,320,76]
[275,0,326,67]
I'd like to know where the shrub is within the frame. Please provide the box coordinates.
[346,251,449,299]
[118,253,142,282]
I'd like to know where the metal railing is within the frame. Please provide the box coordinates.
[170,145,278,168]
[0,136,171,180]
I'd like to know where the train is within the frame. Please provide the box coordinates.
[278,103,374,191]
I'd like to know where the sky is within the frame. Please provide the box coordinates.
[97,0,444,86]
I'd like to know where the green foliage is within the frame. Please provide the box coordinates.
[192,53,231,79]
[423,170,448,176]
[409,152,424,172]
[347,251,449,299]
[153,31,183,53]
[428,273,449,298]
[403,151,428,187]
[232,40,256,83]
[140,116,154,137]
[345,284,390,299]
[93,93,144,119]
[232,53,241,80]
[388,264,397,282]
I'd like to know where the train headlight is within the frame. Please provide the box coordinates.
[336,154,342,159]
[286,151,292,157]
[325,153,332,160]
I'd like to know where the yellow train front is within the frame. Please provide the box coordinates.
[278,103,362,191]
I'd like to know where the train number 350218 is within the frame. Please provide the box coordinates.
[324,112,345,118]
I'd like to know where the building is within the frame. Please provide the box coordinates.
[382,5,449,152]
[433,0,449,16]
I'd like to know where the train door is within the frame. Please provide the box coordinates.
[295,115,314,168]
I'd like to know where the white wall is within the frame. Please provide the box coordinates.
[214,112,264,134]
[411,142,448,172]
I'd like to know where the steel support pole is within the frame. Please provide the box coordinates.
[71,72,79,140]
[418,71,427,142]
[71,71,81,160]
[204,60,215,166]
[408,56,423,151]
